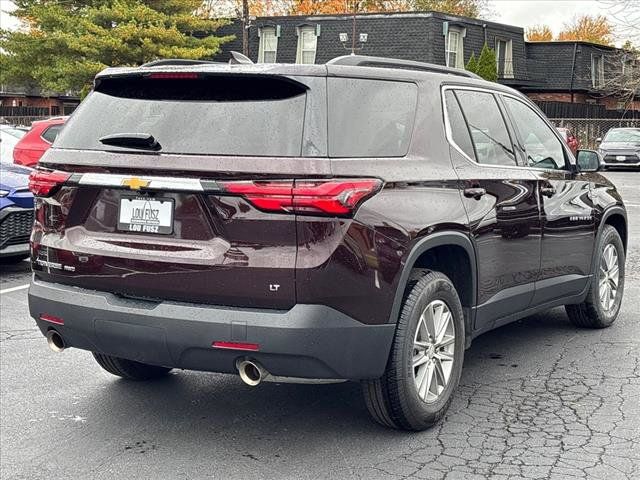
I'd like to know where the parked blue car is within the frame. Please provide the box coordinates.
[0,162,34,263]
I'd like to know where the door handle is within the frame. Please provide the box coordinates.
[540,186,556,198]
[463,187,486,199]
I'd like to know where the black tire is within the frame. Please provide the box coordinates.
[565,225,625,328]
[362,271,465,431]
[92,352,172,380]
[0,254,29,265]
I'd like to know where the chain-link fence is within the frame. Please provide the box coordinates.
[550,118,640,150]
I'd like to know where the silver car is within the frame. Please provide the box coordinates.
[598,127,640,169]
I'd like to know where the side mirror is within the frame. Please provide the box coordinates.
[576,149,602,172]
[595,137,602,143]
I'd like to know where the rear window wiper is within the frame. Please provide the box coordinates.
[99,133,161,151]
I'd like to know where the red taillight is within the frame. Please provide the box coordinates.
[220,179,382,216]
[28,170,72,197]
[39,314,64,325]
[212,341,260,351]
[148,72,199,79]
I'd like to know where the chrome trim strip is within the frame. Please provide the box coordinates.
[78,173,205,192]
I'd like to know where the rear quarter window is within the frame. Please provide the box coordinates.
[42,125,63,143]
[328,78,417,158]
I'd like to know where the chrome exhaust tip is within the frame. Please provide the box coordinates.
[46,330,65,353]
[237,359,266,386]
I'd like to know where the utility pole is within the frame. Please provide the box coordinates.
[242,0,249,56]
[351,0,357,55]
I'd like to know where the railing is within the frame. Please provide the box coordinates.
[498,60,514,79]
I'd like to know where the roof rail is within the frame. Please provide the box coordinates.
[140,59,220,67]
[327,55,481,79]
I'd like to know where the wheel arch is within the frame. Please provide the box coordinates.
[600,207,627,253]
[387,231,477,331]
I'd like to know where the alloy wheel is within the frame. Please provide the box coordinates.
[412,300,456,403]
[599,243,620,311]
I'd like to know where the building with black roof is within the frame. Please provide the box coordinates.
[213,10,640,115]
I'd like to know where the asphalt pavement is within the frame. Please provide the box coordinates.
[1,172,639,480]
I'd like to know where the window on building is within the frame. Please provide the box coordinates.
[591,54,605,88]
[453,90,517,167]
[296,26,318,64]
[496,39,514,78]
[445,27,464,68]
[258,26,278,63]
[622,55,634,78]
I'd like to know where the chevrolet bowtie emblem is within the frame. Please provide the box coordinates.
[121,177,150,190]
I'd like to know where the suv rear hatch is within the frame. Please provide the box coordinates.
[31,67,381,310]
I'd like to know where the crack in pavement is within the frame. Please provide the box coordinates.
[368,341,640,480]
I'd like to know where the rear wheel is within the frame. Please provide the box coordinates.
[565,225,625,328]
[362,271,465,431]
[92,352,172,380]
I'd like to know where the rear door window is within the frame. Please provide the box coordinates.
[453,90,517,167]
[41,125,62,144]
[55,75,308,157]
[328,78,417,157]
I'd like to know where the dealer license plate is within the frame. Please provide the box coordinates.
[117,196,174,235]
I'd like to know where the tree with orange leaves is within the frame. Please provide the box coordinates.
[557,15,614,46]
[291,0,411,15]
[526,25,553,42]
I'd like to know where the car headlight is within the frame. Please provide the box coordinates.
[0,189,9,197]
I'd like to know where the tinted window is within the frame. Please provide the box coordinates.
[444,91,475,160]
[455,90,516,166]
[328,78,417,157]
[41,125,62,143]
[55,76,307,157]
[503,97,566,170]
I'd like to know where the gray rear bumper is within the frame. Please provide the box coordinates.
[28,280,395,380]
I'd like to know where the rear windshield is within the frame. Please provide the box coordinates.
[54,75,307,157]
[328,77,417,157]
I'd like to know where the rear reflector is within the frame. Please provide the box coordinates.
[147,72,199,79]
[212,341,260,351]
[29,170,72,197]
[220,178,382,216]
[39,314,64,325]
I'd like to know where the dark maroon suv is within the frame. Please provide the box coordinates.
[28,56,627,431]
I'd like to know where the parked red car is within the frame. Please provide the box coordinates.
[556,127,579,155]
[13,116,67,167]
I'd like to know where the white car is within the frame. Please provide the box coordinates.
[0,125,28,164]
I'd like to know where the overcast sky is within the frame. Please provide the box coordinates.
[488,0,611,34]
[0,0,625,43]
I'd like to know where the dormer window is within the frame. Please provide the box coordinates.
[296,26,318,64]
[445,27,465,69]
[258,26,278,63]
[591,54,605,88]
